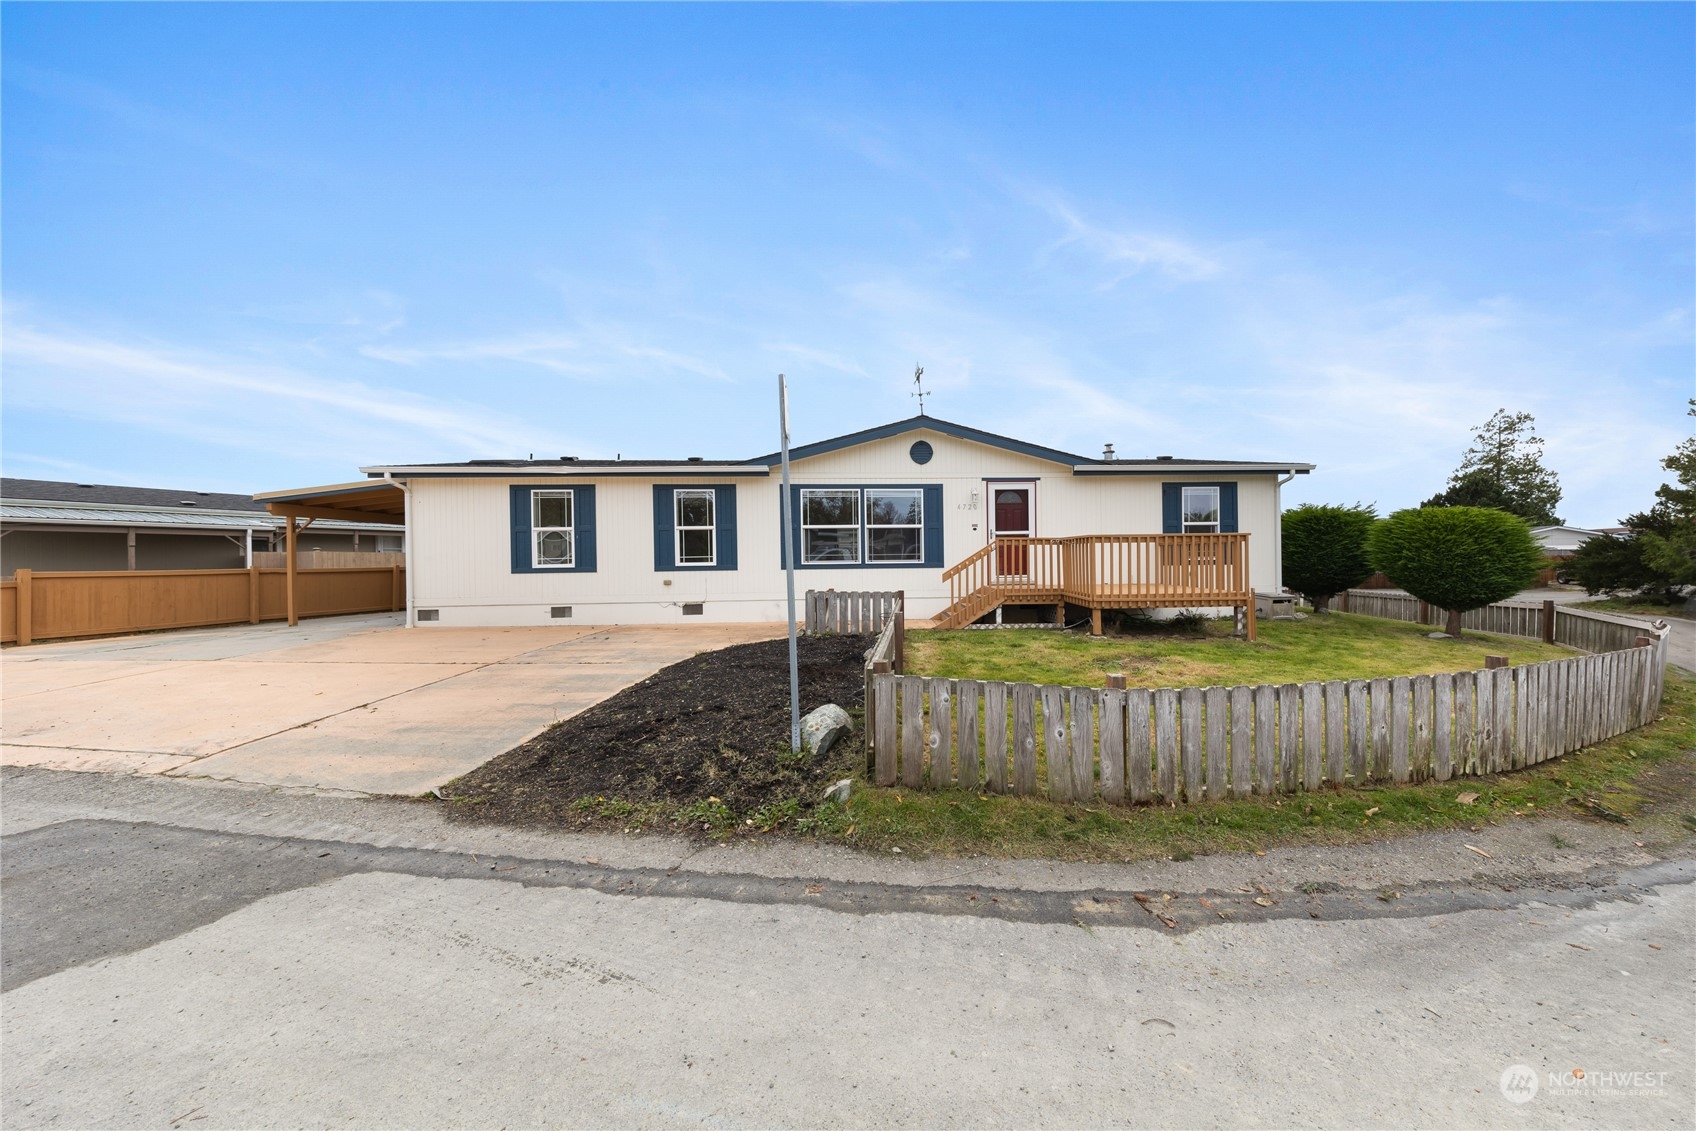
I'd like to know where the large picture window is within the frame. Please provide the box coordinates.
[801,489,861,564]
[675,489,716,566]
[532,490,575,566]
[1181,486,1221,534]
[866,489,923,563]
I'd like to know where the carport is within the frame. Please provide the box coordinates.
[253,481,407,625]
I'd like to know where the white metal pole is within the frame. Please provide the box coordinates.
[779,373,801,754]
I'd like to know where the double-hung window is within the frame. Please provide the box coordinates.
[532,489,575,567]
[1181,486,1221,534]
[801,489,861,564]
[674,489,716,566]
[865,489,924,563]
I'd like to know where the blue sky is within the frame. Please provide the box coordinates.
[3,3,1691,526]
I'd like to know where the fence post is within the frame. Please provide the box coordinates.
[1339,590,1350,613]
[894,590,905,672]
[867,658,891,774]
[1106,673,1127,690]
[1542,600,1556,645]
[14,568,31,646]
[1635,636,1653,648]
[1485,655,1509,670]
[249,564,261,624]
[1417,600,1430,625]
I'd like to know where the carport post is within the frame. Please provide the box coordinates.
[15,568,32,646]
[286,517,298,626]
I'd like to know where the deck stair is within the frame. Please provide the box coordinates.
[935,534,1257,637]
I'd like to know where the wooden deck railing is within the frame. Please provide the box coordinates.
[940,534,1253,632]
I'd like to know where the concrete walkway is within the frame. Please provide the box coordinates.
[1,614,782,795]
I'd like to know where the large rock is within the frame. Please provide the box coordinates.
[800,703,853,756]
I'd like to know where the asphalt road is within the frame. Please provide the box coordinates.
[3,768,1691,1130]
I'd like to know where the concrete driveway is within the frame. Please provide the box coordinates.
[1,614,783,795]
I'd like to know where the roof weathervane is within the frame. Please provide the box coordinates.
[911,365,928,416]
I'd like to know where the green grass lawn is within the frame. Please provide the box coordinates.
[1573,596,1692,621]
[905,612,1571,690]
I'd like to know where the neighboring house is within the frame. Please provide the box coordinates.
[1,478,404,578]
[1531,525,1614,558]
[257,415,1313,632]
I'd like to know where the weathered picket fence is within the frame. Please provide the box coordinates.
[867,620,1667,800]
[1336,589,1652,654]
[859,596,906,771]
[805,590,902,635]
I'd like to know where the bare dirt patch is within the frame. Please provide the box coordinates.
[441,634,872,830]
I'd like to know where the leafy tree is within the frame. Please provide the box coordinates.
[1368,506,1544,637]
[1424,409,1562,526]
[1282,503,1377,612]
[1632,400,1696,589]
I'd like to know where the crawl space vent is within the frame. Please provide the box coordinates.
[550,606,573,618]
[416,609,440,622]
[681,603,705,616]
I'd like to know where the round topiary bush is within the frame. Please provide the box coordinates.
[1368,506,1544,637]
[1281,503,1377,612]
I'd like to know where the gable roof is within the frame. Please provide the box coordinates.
[749,415,1088,467]
[359,415,1313,476]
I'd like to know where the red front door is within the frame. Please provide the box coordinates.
[992,487,1031,576]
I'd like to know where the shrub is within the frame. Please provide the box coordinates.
[1281,503,1377,612]
[1368,506,1543,636]
[1567,532,1657,596]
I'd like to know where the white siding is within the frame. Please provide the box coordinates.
[406,428,1288,626]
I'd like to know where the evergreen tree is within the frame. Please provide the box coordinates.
[1281,504,1377,613]
[1424,409,1562,525]
[1635,400,1696,588]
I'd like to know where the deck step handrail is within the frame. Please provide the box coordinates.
[937,533,1255,634]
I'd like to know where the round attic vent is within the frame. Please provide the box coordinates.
[909,440,934,465]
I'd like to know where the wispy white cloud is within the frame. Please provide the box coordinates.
[2,319,580,464]
[361,325,728,381]
[1036,195,1223,283]
[762,342,869,379]
[361,333,586,374]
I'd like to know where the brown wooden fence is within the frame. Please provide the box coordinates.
[1,566,404,645]
[806,590,902,635]
[1337,589,1653,654]
[868,609,1668,800]
[251,550,406,569]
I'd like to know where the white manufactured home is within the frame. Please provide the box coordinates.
[257,416,1313,636]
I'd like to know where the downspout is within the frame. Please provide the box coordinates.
[1274,473,1296,593]
[392,475,415,628]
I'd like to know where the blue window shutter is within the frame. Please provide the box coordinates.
[1220,483,1239,533]
[575,486,597,572]
[1162,483,1182,534]
[716,485,738,570]
[652,486,674,571]
[922,485,944,566]
[782,484,801,568]
[510,485,531,572]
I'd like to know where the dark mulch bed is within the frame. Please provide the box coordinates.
[441,634,873,829]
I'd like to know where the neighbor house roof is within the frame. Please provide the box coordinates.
[359,415,1314,477]
[2,477,269,512]
[1,479,398,533]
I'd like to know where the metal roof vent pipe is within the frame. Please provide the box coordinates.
[1102,443,1115,460]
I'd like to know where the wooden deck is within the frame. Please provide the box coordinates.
[936,534,1256,636]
